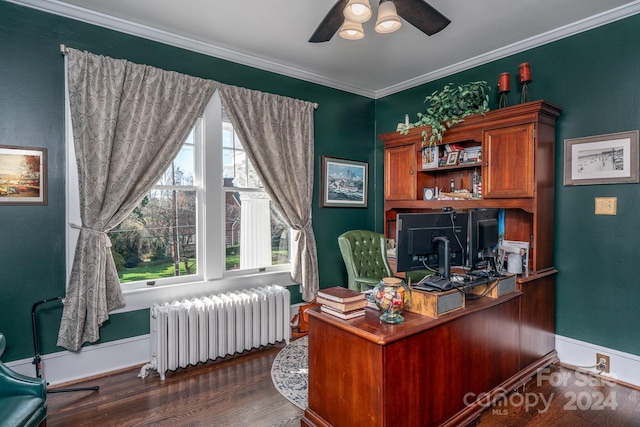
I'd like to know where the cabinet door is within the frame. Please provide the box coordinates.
[385,144,416,200]
[484,124,534,198]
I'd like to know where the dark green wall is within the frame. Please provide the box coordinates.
[2,1,639,363]
[378,15,640,357]
[0,1,376,361]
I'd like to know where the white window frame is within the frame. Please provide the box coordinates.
[65,92,294,314]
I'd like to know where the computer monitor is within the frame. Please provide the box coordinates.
[468,208,500,270]
[395,211,468,279]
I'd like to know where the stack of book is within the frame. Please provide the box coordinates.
[317,286,367,320]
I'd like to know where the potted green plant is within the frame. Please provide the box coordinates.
[400,81,491,147]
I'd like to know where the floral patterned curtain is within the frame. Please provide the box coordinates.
[218,84,319,301]
[58,48,216,351]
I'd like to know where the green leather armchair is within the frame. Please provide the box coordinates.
[0,333,47,427]
[338,230,393,292]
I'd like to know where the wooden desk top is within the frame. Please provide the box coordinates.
[307,290,522,346]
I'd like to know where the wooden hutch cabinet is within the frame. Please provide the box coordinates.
[301,101,562,427]
[380,101,561,363]
[384,143,416,200]
[380,100,561,273]
[483,123,535,198]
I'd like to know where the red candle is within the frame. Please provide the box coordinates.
[498,72,510,92]
[519,62,531,83]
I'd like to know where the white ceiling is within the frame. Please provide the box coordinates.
[13,0,640,98]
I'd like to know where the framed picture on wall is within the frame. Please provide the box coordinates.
[564,130,639,186]
[0,145,47,205]
[321,156,368,208]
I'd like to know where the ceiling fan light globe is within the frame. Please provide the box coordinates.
[339,19,365,40]
[344,0,372,24]
[375,0,402,33]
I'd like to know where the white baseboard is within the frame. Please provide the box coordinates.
[7,335,151,386]
[556,334,640,388]
[7,305,302,386]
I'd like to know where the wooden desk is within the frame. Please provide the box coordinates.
[301,288,557,427]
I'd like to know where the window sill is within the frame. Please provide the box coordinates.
[112,270,297,314]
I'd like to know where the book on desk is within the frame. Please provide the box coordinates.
[317,286,365,303]
[317,286,368,319]
[320,304,366,320]
[316,296,368,312]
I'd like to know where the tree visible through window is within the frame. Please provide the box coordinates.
[105,108,290,285]
[108,130,197,283]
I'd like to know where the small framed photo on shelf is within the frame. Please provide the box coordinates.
[423,187,435,200]
[446,151,460,166]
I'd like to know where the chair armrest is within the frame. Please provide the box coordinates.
[0,364,46,400]
[355,277,382,285]
[355,277,383,292]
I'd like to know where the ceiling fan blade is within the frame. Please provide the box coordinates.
[309,0,349,43]
[394,0,451,36]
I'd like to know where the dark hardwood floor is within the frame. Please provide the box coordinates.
[47,343,301,427]
[47,342,640,426]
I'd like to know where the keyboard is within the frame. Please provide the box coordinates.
[413,273,494,292]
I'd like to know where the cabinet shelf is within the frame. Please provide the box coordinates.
[384,198,535,213]
[381,100,561,274]
[419,161,482,173]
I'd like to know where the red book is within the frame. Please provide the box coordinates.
[317,287,365,303]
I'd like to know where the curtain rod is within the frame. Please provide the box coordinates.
[59,44,317,109]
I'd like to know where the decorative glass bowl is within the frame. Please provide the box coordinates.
[373,277,411,324]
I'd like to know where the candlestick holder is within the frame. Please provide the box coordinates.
[520,82,531,104]
[498,92,508,108]
[497,72,510,109]
[519,63,532,104]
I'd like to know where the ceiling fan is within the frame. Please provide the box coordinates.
[309,0,451,43]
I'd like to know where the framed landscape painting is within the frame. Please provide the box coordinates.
[322,156,368,208]
[564,130,639,186]
[0,145,47,205]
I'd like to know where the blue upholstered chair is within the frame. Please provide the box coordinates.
[338,230,394,292]
[0,333,47,427]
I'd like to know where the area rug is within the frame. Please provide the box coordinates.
[271,336,308,410]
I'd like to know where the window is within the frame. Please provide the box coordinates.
[107,130,199,283]
[67,93,292,306]
[222,112,290,272]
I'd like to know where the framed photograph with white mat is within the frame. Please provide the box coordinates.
[563,130,639,186]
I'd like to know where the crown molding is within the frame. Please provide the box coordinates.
[7,0,640,99]
[375,1,640,98]
[7,0,376,98]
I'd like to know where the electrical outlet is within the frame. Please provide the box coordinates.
[595,197,617,215]
[596,353,610,373]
